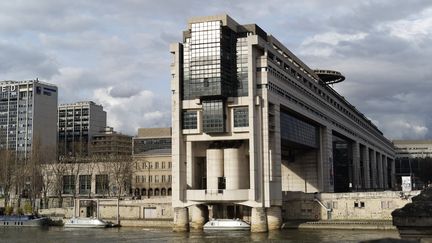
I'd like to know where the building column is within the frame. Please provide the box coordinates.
[173,207,189,232]
[267,206,282,231]
[190,204,209,230]
[352,141,361,190]
[370,150,377,189]
[362,145,371,189]
[320,126,334,192]
[377,153,383,190]
[391,159,396,189]
[383,156,388,189]
[251,207,268,232]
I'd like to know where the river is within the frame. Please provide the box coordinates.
[0,227,400,243]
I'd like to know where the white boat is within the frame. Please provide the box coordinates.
[203,218,251,231]
[64,217,108,228]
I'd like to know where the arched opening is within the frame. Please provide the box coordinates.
[134,188,140,196]
[148,188,153,197]
[155,188,160,196]
[141,188,146,196]
[161,188,166,196]
[167,188,172,196]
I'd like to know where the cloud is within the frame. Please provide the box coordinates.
[93,87,171,135]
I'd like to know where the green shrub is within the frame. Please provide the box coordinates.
[24,203,33,214]
[5,206,13,215]
[17,207,24,215]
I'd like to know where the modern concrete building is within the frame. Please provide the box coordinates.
[90,126,132,156]
[58,101,106,156]
[393,140,432,189]
[170,15,395,232]
[132,128,172,199]
[0,80,58,159]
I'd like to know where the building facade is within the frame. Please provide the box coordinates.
[58,101,106,156]
[90,127,132,156]
[393,140,432,189]
[0,80,57,159]
[170,15,396,232]
[132,128,172,199]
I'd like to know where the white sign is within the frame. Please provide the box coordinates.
[0,85,17,93]
[402,176,412,192]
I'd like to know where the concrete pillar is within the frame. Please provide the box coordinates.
[362,145,371,189]
[190,205,209,230]
[320,126,334,192]
[251,207,268,232]
[377,153,383,189]
[391,159,396,189]
[266,206,282,231]
[173,207,189,232]
[383,156,388,189]
[370,150,377,189]
[352,141,361,190]
[224,148,242,190]
[206,149,224,190]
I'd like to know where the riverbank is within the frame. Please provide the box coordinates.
[282,220,396,230]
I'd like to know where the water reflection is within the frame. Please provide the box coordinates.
[0,227,400,243]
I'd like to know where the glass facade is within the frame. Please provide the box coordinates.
[236,37,248,96]
[202,100,225,133]
[233,107,249,127]
[182,110,197,129]
[280,111,318,148]
[79,175,91,195]
[133,137,171,154]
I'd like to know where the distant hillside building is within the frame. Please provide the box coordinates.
[132,128,172,198]
[0,80,58,159]
[58,101,106,156]
[90,127,132,156]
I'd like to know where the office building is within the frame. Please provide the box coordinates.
[90,126,132,156]
[0,80,57,159]
[393,140,432,189]
[58,101,106,156]
[170,15,395,232]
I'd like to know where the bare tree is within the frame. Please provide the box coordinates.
[0,149,16,207]
[105,155,133,199]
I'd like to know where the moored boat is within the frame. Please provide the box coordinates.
[0,215,48,227]
[64,217,108,228]
[203,218,251,231]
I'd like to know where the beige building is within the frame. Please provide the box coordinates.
[132,128,172,198]
[170,15,395,232]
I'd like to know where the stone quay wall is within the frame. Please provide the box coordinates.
[282,191,421,221]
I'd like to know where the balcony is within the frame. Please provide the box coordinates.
[186,189,249,202]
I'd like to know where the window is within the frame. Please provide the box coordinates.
[63,175,75,194]
[79,175,91,195]
[202,100,225,133]
[155,162,159,169]
[155,175,159,183]
[168,175,172,182]
[162,162,165,169]
[149,176,153,183]
[96,174,108,194]
[135,176,140,183]
[162,175,166,182]
[168,162,172,168]
[233,107,248,127]
[182,110,198,129]
[141,175,146,183]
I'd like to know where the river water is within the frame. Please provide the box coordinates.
[0,227,400,243]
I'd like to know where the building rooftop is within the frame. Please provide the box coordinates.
[137,127,172,138]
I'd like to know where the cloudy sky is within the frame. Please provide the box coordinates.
[1,0,432,139]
